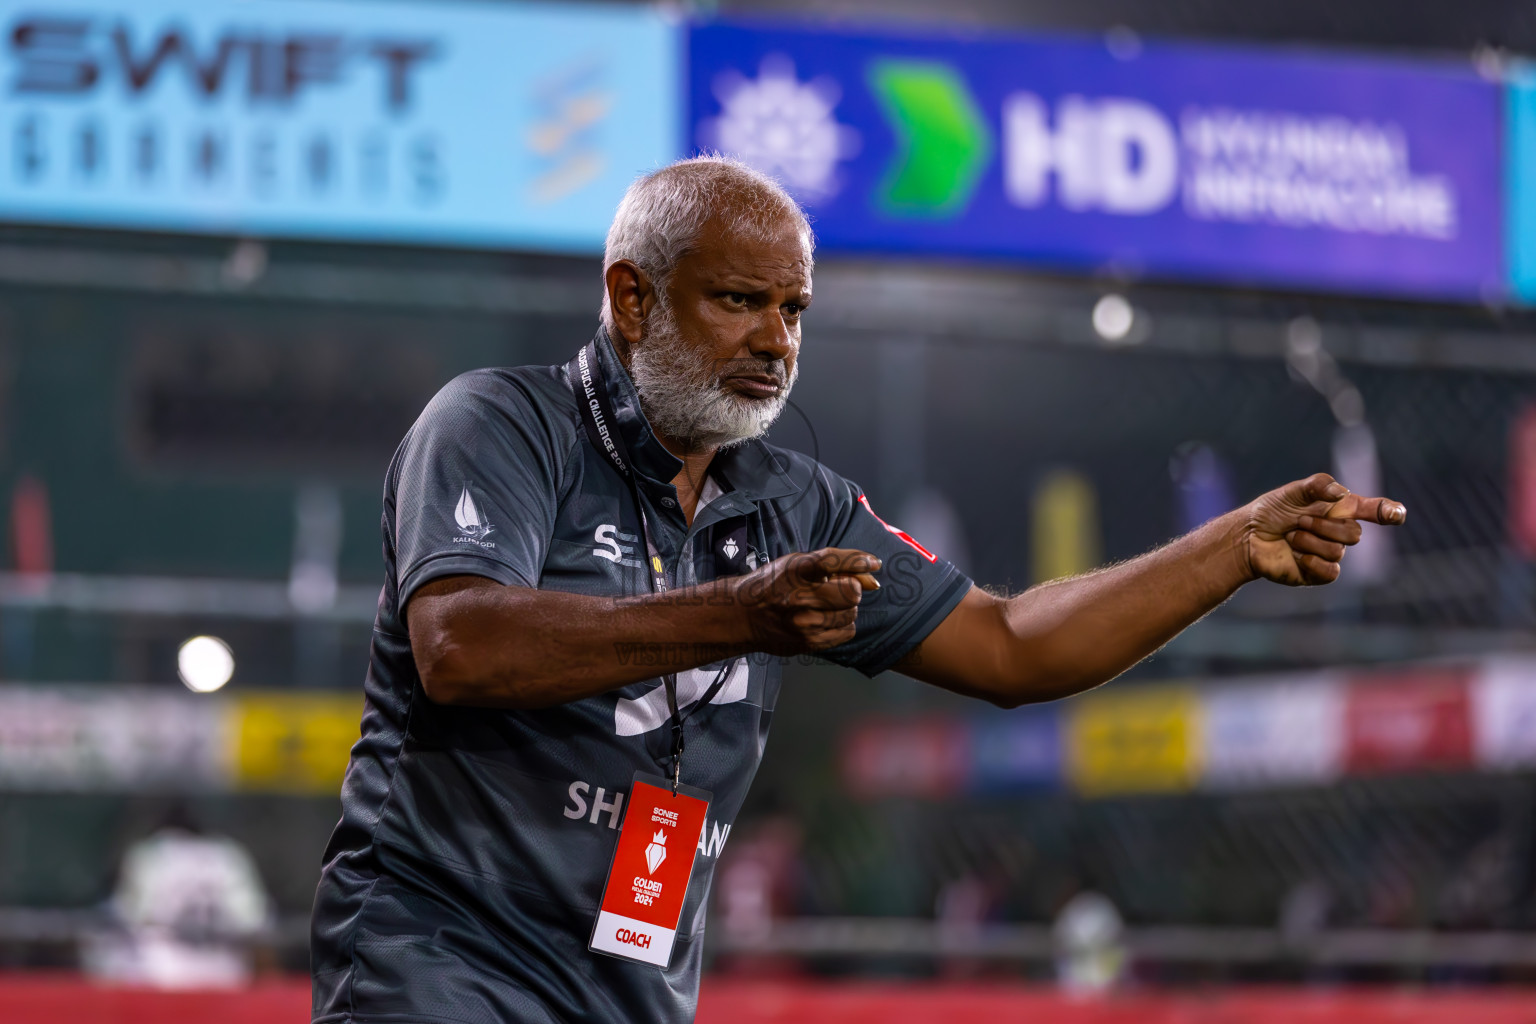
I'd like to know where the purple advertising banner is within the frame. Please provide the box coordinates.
[688,21,1504,301]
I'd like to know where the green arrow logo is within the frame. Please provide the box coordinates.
[868,60,993,218]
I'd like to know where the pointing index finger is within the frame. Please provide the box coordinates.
[810,548,883,577]
[1326,493,1407,526]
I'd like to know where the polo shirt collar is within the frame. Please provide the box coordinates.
[590,329,804,507]
[712,439,804,504]
[592,328,684,486]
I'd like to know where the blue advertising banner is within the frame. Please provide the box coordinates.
[0,0,680,251]
[1509,65,1536,304]
[689,20,1503,301]
[968,709,1061,791]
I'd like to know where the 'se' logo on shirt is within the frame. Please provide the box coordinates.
[593,524,623,562]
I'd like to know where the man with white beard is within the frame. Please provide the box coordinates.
[311,157,1405,1024]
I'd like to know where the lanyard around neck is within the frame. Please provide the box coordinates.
[566,339,732,791]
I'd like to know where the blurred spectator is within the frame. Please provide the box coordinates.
[897,488,973,577]
[1169,442,1234,535]
[1279,879,1333,948]
[81,806,272,988]
[714,816,805,977]
[1030,469,1101,584]
[1332,424,1392,584]
[1053,890,1126,994]
[935,873,999,979]
[8,475,54,579]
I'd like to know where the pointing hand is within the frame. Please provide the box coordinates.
[1240,473,1406,587]
[733,547,881,653]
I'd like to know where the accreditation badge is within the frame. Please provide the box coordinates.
[588,773,711,968]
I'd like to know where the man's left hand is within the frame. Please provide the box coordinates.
[1240,472,1407,587]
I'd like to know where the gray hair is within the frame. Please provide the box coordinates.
[600,156,813,329]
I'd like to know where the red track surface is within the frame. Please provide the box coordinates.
[2,976,1535,1023]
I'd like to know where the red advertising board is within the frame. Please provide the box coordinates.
[5,979,1536,1024]
[841,719,968,798]
[1345,669,1473,775]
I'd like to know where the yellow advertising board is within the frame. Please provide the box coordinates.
[1066,685,1201,796]
[231,693,360,794]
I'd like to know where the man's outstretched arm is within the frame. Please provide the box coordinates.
[407,549,881,708]
[895,473,1407,707]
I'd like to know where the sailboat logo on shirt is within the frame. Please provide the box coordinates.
[453,487,497,548]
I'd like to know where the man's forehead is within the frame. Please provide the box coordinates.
[687,217,813,285]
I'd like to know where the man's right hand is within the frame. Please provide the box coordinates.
[733,548,881,654]
[410,550,879,709]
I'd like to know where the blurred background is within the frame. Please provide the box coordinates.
[3,0,1536,1020]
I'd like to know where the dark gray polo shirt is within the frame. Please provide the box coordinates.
[311,330,971,1023]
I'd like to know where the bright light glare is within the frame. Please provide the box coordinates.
[1092,294,1136,343]
[178,635,235,693]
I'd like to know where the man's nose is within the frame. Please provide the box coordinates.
[747,308,796,362]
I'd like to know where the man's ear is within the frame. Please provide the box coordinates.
[604,260,657,350]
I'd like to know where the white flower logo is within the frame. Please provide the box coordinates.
[700,54,861,201]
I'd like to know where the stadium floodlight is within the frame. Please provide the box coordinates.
[178,635,235,693]
[1091,293,1136,343]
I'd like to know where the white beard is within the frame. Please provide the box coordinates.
[628,301,797,454]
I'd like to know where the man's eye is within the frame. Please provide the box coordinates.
[782,304,803,318]
[724,293,748,306]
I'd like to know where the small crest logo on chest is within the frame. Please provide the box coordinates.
[715,525,760,572]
